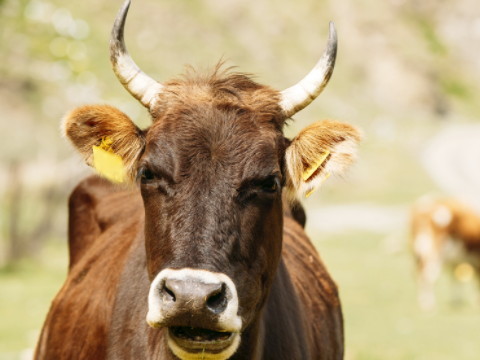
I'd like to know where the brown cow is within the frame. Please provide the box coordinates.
[411,196,480,310]
[35,0,361,359]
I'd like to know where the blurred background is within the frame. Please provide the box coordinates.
[1,0,480,359]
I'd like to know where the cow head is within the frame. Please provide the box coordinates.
[63,1,360,359]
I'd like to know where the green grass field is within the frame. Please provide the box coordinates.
[315,232,480,360]
[0,232,479,360]
[0,245,67,360]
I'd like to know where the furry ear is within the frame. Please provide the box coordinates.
[285,120,361,200]
[63,105,145,182]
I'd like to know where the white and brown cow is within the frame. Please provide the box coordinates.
[411,196,480,310]
[35,1,361,359]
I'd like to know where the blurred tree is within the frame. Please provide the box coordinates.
[4,161,65,266]
[6,161,23,264]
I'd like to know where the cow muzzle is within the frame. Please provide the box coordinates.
[147,268,242,360]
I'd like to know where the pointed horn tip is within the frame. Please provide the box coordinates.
[111,0,132,50]
[112,0,132,28]
[279,22,338,117]
[328,22,337,39]
[120,0,132,19]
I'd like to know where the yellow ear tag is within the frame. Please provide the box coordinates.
[92,137,125,183]
[302,149,331,182]
[305,172,331,198]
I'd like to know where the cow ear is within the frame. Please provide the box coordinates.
[63,105,145,183]
[284,120,361,200]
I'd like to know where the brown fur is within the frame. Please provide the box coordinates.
[35,177,343,359]
[151,67,283,126]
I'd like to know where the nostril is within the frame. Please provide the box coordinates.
[162,282,176,302]
[206,283,228,314]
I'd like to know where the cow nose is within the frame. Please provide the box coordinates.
[162,278,228,314]
[147,268,242,332]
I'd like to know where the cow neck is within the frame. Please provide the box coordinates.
[227,257,311,359]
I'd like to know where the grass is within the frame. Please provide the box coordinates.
[315,231,480,360]
[0,243,67,360]
[0,232,479,359]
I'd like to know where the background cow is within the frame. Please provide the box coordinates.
[35,0,360,359]
[411,196,480,310]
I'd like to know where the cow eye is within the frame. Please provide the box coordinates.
[260,175,280,193]
[237,174,281,204]
[139,167,156,184]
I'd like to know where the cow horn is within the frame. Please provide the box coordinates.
[110,0,163,108]
[279,22,337,118]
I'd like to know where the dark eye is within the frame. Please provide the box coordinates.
[260,176,280,193]
[237,175,281,204]
[139,167,155,184]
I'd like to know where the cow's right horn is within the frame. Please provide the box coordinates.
[110,0,163,109]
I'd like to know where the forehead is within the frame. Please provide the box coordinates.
[150,70,282,124]
[143,71,285,173]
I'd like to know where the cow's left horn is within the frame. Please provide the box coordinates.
[279,22,337,118]
[110,0,163,108]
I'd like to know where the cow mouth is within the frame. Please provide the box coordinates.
[168,326,236,352]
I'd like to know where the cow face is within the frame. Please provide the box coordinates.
[64,81,359,359]
[62,1,360,359]
[141,77,286,359]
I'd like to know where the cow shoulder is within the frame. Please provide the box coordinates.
[36,179,144,359]
[281,217,344,358]
[67,175,142,269]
